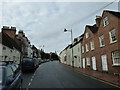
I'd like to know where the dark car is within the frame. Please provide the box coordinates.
[0,61,23,90]
[21,57,38,72]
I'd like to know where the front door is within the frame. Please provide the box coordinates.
[92,56,97,70]
[83,58,85,68]
[101,55,108,71]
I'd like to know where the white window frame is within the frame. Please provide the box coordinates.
[86,57,90,66]
[109,29,117,44]
[103,17,109,27]
[99,35,105,47]
[85,32,89,39]
[86,43,89,52]
[112,51,120,66]
[82,46,84,53]
[90,40,95,50]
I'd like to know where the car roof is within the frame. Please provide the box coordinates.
[0,61,18,67]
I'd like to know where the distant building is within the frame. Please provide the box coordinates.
[16,30,33,58]
[0,29,21,64]
[32,45,39,58]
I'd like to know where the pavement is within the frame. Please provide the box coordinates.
[60,63,120,87]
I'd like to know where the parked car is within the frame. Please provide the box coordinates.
[33,58,39,68]
[37,58,42,65]
[0,61,23,90]
[21,57,38,72]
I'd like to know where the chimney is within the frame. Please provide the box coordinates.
[95,16,102,27]
[2,26,16,39]
[18,30,24,38]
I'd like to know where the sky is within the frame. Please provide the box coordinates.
[0,0,119,54]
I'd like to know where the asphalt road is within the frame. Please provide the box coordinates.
[22,61,117,88]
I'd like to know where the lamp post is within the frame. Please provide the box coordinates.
[64,28,74,68]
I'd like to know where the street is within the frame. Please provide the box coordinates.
[22,61,117,88]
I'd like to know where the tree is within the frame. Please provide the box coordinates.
[51,53,59,60]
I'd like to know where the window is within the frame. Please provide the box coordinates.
[85,32,89,38]
[86,57,90,66]
[109,29,117,43]
[90,40,95,50]
[103,17,109,27]
[86,43,89,52]
[3,47,6,50]
[82,46,84,53]
[6,66,14,79]
[99,35,105,47]
[112,51,120,66]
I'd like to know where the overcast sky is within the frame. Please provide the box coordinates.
[0,0,119,54]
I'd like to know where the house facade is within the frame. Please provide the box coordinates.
[72,36,83,68]
[82,10,120,75]
[59,49,67,64]
[0,32,21,64]
[60,10,120,76]
[16,30,33,58]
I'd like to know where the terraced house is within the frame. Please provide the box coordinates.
[60,10,120,76]
[82,10,120,75]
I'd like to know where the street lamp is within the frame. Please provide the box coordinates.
[64,28,74,68]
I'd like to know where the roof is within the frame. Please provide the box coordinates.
[104,10,120,18]
[87,25,98,33]
[0,32,21,52]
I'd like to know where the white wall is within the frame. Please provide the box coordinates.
[60,50,66,64]
[60,41,82,68]
[1,44,21,64]
[73,42,82,68]
[66,47,71,66]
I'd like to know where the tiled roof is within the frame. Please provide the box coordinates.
[87,25,98,33]
[0,32,21,52]
[104,10,120,18]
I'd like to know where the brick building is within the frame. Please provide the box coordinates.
[82,10,120,75]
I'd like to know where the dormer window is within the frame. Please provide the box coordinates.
[103,17,109,27]
[85,32,89,38]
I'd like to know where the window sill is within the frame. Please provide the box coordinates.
[112,64,120,67]
[91,49,94,51]
[86,51,89,53]
[110,40,117,44]
[87,65,90,66]
[100,45,105,48]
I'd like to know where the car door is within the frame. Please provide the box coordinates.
[11,65,21,88]
[6,66,15,89]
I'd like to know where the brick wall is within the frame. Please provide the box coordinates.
[82,10,120,75]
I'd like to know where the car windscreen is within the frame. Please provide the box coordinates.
[22,58,33,62]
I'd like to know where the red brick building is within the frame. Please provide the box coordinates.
[81,10,120,75]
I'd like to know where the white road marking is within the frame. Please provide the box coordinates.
[26,65,43,89]
[28,82,31,86]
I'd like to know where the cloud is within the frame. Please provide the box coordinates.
[1,1,118,53]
